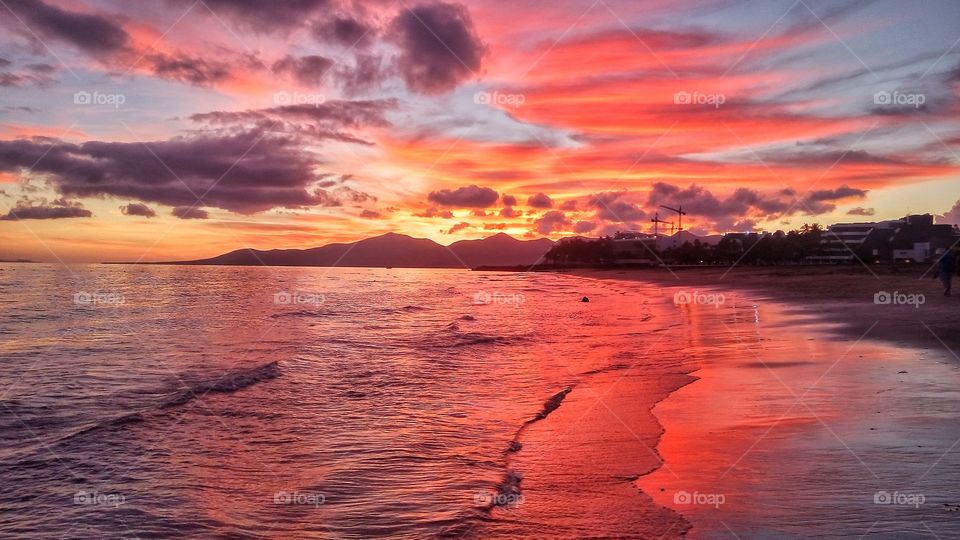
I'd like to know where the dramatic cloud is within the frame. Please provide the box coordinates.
[427,185,498,207]
[172,206,209,219]
[446,221,472,234]
[591,191,646,222]
[389,2,485,94]
[501,194,517,206]
[4,0,129,54]
[272,55,334,85]
[527,193,553,209]
[120,203,157,217]
[499,207,520,218]
[166,0,330,32]
[573,221,596,234]
[359,209,382,219]
[644,182,870,231]
[0,198,91,220]
[846,207,875,216]
[0,130,375,214]
[534,210,571,234]
[145,53,232,86]
[936,200,960,225]
[313,15,374,47]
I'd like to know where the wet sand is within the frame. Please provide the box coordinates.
[573,265,960,353]
[565,269,960,537]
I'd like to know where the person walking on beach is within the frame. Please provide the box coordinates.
[936,248,957,296]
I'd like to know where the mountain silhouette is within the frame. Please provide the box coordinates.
[174,232,554,269]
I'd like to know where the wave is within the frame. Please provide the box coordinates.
[47,362,282,449]
[55,412,146,444]
[480,386,575,514]
[161,361,281,409]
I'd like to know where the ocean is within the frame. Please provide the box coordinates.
[2,264,959,538]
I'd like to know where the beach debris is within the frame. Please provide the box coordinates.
[581,296,590,302]
[507,440,522,453]
[898,370,908,373]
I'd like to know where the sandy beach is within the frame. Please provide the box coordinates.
[564,267,960,537]
[573,265,960,353]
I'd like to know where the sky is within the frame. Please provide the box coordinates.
[0,0,958,262]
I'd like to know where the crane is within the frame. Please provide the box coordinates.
[660,204,686,233]
[650,213,671,237]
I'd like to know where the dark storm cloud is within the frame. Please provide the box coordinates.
[0,129,376,215]
[313,15,375,47]
[171,206,209,219]
[120,203,157,217]
[427,185,498,208]
[389,2,485,94]
[0,198,91,220]
[4,0,129,54]
[272,55,335,86]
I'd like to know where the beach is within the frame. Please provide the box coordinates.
[570,266,960,537]
[573,265,960,352]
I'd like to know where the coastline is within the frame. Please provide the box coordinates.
[561,269,960,537]
[569,265,960,353]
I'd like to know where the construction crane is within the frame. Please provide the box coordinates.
[660,204,686,233]
[650,213,671,237]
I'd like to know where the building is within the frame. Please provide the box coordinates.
[809,214,959,264]
[611,231,658,264]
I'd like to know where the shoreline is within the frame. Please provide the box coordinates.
[566,269,960,537]
[569,265,960,354]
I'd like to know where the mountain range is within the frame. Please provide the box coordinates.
[172,232,556,269]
